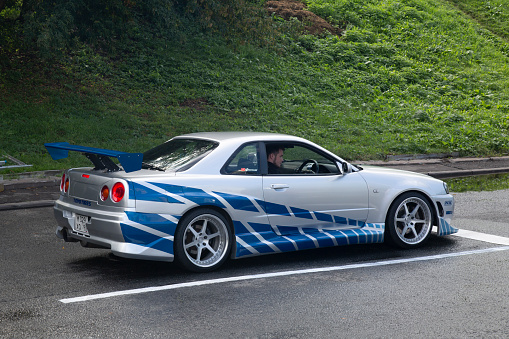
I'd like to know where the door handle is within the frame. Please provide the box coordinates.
[270,184,289,190]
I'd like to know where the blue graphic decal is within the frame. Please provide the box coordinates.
[213,191,258,212]
[128,182,136,200]
[237,233,278,253]
[301,229,335,247]
[120,223,173,254]
[290,206,313,219]
[290,234,318,250]
[264,201,290,216]
[438,218,459,236]
[277,225,302,235]
[334,216,348,225]
[132,182,183,204]
[137,182,226,207]
[314,212,333,223]
[327,231,351,246]
[234,223,385,258]
[149,182,184,195]
[128,182,453,261]
[234,221,273,235]
[125,211,177,235]
[183,186,226,208]
[268,237,298,252]
[235,241,251,257]
[255,199,266,213]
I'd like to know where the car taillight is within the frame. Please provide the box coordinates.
[100,185,109,201]
[60,173,66,191]
[64,176,70,193]
[111,182,125,203]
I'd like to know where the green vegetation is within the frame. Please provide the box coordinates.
[1,0,509,172]
[446,0,509,41]
[446,173,509,192]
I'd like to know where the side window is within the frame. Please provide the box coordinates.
[223,143,260,175]
[267,143,339,175]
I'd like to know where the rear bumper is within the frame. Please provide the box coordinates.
[54,199,174,262]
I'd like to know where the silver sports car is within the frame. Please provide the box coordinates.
[45,132,456,272]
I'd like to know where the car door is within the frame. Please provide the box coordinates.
[261,142,369,236]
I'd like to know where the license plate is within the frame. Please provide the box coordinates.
[74,214,90,234]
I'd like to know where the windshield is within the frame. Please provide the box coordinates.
[142,138,218,172]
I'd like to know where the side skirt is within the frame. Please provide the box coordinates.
[234,224,385,258]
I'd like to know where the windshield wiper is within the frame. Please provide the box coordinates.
[141,162,165,171]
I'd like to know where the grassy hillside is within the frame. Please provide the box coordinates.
[1,0,509,172]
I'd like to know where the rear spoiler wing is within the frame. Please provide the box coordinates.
[45,142,143,173]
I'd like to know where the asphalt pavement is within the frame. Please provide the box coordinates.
[2,156,509,211]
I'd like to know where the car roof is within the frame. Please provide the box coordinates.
[175,132,305,143]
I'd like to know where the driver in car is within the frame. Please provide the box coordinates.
[266,145,284,174]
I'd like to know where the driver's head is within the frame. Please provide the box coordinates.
[267,145,284,168]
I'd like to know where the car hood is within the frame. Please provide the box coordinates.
[356,165,433,179]
[355,165,447,195]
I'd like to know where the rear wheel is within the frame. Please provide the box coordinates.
[174,209,232,272]
[385,192,433,248]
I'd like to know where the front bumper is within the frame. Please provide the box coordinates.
[432,194,457,236]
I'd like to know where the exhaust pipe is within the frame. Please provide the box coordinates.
[60,227,79,242]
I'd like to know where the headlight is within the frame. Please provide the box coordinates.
[443,182,450,194]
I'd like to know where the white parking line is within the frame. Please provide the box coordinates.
[60,244,509,304]
[452,229,509,245]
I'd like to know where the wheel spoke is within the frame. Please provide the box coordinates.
[201,219,208,234]
[207,231,220,240]
[403,203,410,215]
[189,226,200,238]
[205,244,217,255]
[411,227,418,238]
[185,240,199,249]
[400,225,410,236]
[197,245,207,261]
[410,204,421,217]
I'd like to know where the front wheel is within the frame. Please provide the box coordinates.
[385,192,434,248]
[174,209,232,272]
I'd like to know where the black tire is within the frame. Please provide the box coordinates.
[385,192,434,248]
[174,208,232,272]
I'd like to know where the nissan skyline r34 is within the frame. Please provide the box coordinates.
[45,132,456,272]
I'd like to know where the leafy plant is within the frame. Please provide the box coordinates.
[1,0,509,172]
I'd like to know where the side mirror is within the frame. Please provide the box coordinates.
[343,162,352,174]
[338,161,352,175]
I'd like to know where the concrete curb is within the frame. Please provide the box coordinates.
[3,179,60,190]
[427,167,509,179]
[0,200,55,211]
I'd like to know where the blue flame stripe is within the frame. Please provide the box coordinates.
[213,191,259,212]
[438,218,459,236]
[132,182,184,204]
[126,182,451,260]
[234,224,385,258]
[120,223,174,255]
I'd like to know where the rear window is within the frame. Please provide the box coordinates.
[142,138,218,172]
